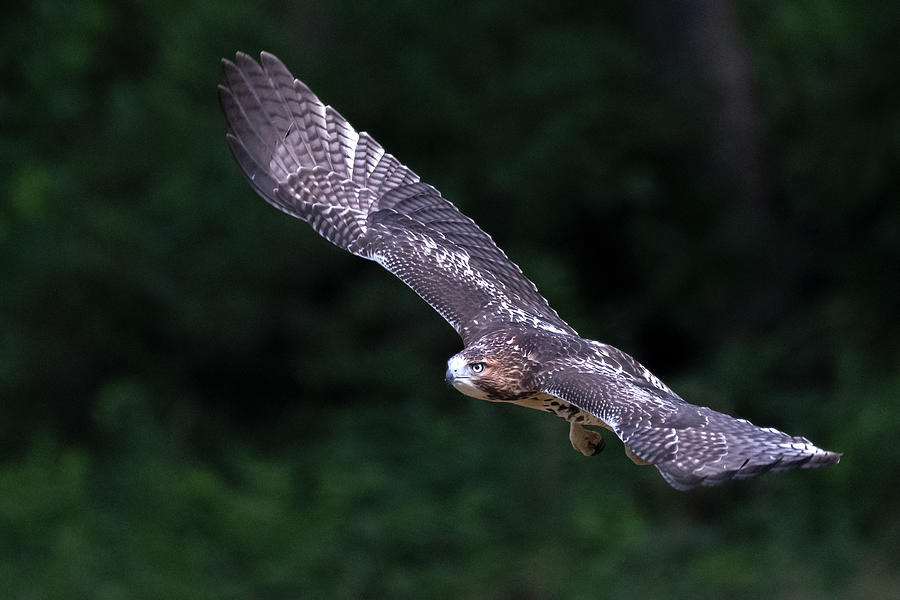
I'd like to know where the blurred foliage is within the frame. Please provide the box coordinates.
[1,0,899,598]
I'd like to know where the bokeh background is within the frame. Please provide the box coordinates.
[2,1,899,598]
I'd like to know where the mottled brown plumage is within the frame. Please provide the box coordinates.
[220,51,841,490]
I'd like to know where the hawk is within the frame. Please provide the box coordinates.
[218,51,840,490]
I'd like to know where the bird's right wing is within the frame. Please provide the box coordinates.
[218,51,575,344]
[540,365,841,490]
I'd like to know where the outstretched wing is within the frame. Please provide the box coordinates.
[218,51,574,344]
[540,360,841,490]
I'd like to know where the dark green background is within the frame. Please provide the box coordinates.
[2,1,898,598]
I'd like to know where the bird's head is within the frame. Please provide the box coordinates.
[445,334,541,402]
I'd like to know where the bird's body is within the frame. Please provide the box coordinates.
[219,51,840,490]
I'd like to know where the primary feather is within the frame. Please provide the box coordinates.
[219,51,572,344]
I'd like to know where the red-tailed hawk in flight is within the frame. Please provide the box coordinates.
[218,51,840,490]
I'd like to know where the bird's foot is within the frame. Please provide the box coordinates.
[569,422,605,456]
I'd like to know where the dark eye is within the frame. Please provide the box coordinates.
[470,362,485,374]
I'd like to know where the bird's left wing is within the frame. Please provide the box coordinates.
[218,51,575,344]
[540,365,841,490]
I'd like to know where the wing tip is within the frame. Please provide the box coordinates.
[655,444,842,491]
[808,448,842,467]
[221,51,283,77]
[259,50,280,63]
